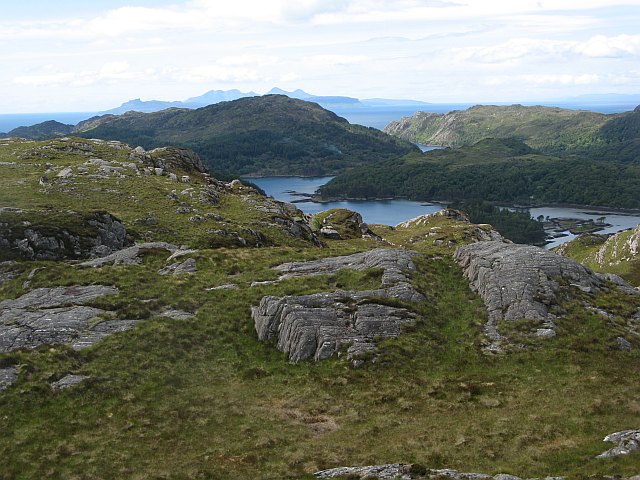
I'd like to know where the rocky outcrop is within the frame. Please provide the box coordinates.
[314,463,566,479]
[253,249,424,365]
[453,241,637,349]
[314,208,382,241]
[158,258,197,275]
[0,210,131,261]
[144,146,208,174]
[592,225,640,267]
[596,429,640,458]
[0,285,139,353]
[395,209,505,247]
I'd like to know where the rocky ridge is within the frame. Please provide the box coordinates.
[253,248,424,364]
[454,241,638,350]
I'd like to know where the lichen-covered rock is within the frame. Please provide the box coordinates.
[453,241,636,348]
[596,429,640,458]
[0,285,139,353]
[253,249,424,364]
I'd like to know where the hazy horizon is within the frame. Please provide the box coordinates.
[2,1,640,113]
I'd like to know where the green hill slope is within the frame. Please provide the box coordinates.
[384,104,640,162]
[74,95,417,177]
[318,138,640,209]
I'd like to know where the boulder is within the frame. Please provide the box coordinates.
[596,429,640,458]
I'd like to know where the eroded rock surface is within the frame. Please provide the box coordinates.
[253,249,424,364]
[453,241,637,349]
[0,285,138,353]
[596,429,640,458]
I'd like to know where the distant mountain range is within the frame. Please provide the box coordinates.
[101,87,432,115]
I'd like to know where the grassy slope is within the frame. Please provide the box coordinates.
[384,105,609,152]
[556,229,640,286]
[1,139,640,479]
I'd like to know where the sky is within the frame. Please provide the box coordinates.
[2,0,640,112]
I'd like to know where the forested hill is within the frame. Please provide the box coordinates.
[74,95,417,177]
[384,104,640,162]
[318,138,640,209]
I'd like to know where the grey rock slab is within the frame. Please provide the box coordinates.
[597,429,640,458]
[71,319,139,350]
[0,285,118,311]
[276,248,421,286]
[453,241,636,348]
[158,258,197,275]
[313,464,558,479]
[207,283,237,291]
[0,285,139,353]
[254,248,425,364]
[50,374,89,390]
[157,309,195,320]
[0,366,18,392]
[79,242,179,267]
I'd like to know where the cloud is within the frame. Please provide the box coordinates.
[575,34,640,58]
[456,34,640,65]
[484,73,603,87]
[302,54,368,68]
[13,62,152,87]
[176,65,262,83]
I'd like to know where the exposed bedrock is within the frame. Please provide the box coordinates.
[253,249,424,364]
[0,285,138,353]
[453,241,637,348]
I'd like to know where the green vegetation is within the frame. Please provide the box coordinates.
[384,104,640,162]
[556,227,640,286]
[1,137,640,479]
[318,138,640,209]
[74,95,417,177]
[452,201,546,245]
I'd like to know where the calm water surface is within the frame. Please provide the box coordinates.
[246,176,640,247]
[245,176,443,225]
